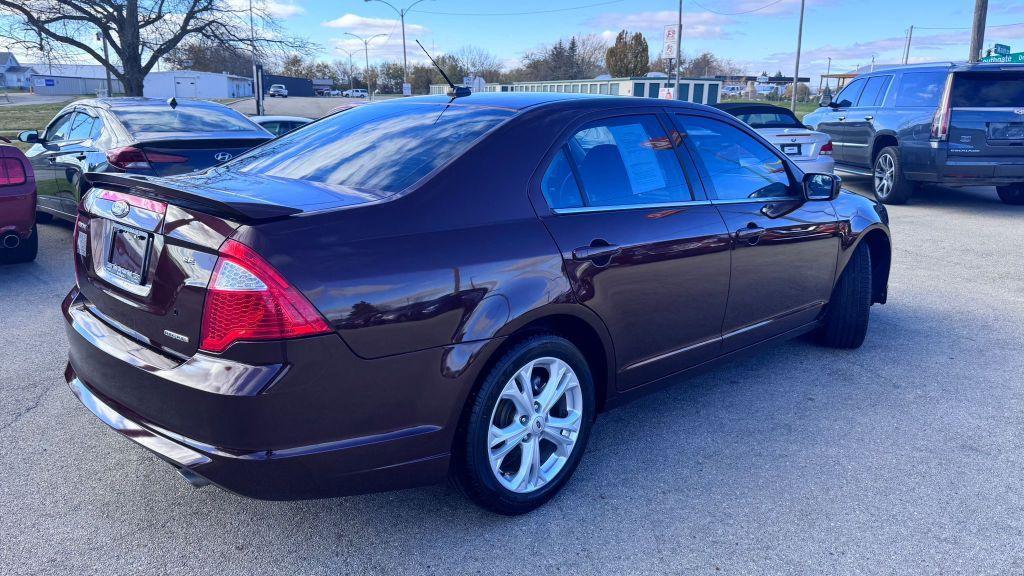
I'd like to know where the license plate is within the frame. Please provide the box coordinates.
[105,224,151,285]
[989,122,1024,140]
[782,144,801,155]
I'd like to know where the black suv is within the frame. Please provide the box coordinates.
[804,62,1024,205]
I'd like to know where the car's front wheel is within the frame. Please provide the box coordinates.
[996,183,1024,205]
[453,335,595,515]
[874,146,915,205]
[816,242,872,348]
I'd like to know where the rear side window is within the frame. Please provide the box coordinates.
[834,79,866,108]
[45,113,75,142]
[565,115,691,207]
[113,106,258,133]
[540,149,583,209]
[894,72,947,107]
[67,113,95,141]
[232,103,514,194]
[858,75,892,107]
[678,115,796,201]
[951,72,1024,107]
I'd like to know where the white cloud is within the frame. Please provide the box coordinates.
[322,13,427,36]
[226,0,305,19]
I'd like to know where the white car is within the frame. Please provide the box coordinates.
[268,84,288,98]
[715,102,834,174]
[343,89,368,98]
[250,115,312,137]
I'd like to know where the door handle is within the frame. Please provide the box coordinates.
[572,242,621,262]
[75,153,87,160]
[735,225,766,240]
[837,116,846,121]
[47,157,56,164]
[864,115,874,121]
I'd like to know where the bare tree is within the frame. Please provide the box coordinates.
[451,45,502,80]
[0,0,312,96]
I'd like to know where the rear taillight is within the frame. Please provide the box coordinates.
[819,141,833,156]
[106,147,188,170]
[930,74,954,141]
[200,239,331,353]
[0,157,27,186]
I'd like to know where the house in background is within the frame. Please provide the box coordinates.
[26,63,123,95]
[0,52,37,90]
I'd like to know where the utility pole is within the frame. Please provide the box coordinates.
[364,0,432,94]
[791,0,805,111]
[674,0,683,100]
[969,0,989,62]
[95,31,113,96]
[249,0,263,115]
[903,25,914,64]
[346,32,386,101]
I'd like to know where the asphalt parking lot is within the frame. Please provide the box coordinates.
[2,177,1022,575]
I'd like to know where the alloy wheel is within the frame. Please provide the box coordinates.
[874,153,895,199]
[487,357,583,493]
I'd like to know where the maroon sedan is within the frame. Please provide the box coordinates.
[64,93,891,514]
[0,139,37,264]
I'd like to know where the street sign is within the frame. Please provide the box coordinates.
[662,25,679,60]
[994,43,1011,56]
[402,82,412,96]
[981,51,1024,64]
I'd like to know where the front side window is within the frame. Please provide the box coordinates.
[834,79,866,108]
[893,72,948,107]
[678,115,795,201]
[562,115,691,207]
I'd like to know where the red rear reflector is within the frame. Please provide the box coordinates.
[0,157,27,186]
[819,141,833,156]
[200,240,331,353]
[106,147,187,170]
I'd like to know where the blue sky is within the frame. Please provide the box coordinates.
[266,0,1024,81]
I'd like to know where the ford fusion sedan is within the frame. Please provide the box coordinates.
[715,102,835,175]
[19,98,272,222]
[64,93,891,514]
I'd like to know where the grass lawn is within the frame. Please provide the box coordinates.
[0,100,78,151]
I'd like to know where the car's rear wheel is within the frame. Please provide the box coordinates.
[453,335,595,515]
[996,183,1024,205]
[816,242,872,348]
[874,146,915,205]
[0,224,38,264]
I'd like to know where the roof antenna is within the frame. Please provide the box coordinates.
[167,97,178,109]
[416,39,471,98]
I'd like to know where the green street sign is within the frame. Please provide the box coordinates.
[981,51,1024,64]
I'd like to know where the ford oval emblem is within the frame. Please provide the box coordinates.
[111,200,130,218]
[214,152,233,162]
[1015,108,1024,116]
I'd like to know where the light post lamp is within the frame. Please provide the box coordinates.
[345,32,386,101]
[363,0,432,92]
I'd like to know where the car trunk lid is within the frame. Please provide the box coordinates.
[758,128,825,160]
[946,70,1024,158]
[131,136,272,176]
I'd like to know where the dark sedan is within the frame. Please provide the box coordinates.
[19,98,272,222]
[63,93,891,515]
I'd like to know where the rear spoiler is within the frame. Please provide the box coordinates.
[83,172,301,222]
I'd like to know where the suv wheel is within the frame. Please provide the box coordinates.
[996,184,1024,205]
[452,335,595,515]
[874,146,914,205]
[816,242,872,349]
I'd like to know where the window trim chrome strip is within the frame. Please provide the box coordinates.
[551,200,713,214]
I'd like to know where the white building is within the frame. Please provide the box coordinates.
[0,52,37,90]
[144,70,253,100]
[431,76,723,105]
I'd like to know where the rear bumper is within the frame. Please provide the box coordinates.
[62,286,492,500]
[906,146,1024,185]
[0,190,36,237]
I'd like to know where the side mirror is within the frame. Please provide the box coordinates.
[17,130,39,144]
[818,93,832,108]
[804,173,841,201]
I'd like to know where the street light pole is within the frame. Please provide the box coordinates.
[95,31,113,96]
[969,0,989,62]
[791,0,806,112]
[364,0,432,92]
[345,32,386,101]
[249,0,263,115]
[338,48,357,93]
[674,0,682,100]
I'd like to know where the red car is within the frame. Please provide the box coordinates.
[0,138,37,264]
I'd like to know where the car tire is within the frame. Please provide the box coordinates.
[452,334,595,515]
[996,184,1024,205]
[0,224,38,264]
[816,242,872,349]
[873,146,915,205]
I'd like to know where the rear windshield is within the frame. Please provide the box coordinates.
[951,72,1024,108]
[113,106,258,133]
[731,110,802,129]
[229,102,514,193]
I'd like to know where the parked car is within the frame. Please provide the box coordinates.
[721,85,746,97]
[343,88,368,98]
[715,102,834,174]
[0,138,37,264]
[18,97,273,223]
[268,84,289,98]
[804,62,1024,205]
[250,115,312,136]
[64,93,891,515]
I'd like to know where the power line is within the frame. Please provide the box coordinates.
[914,21,1023,30]
[411,0,626,17]
[689,0,785,16]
